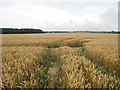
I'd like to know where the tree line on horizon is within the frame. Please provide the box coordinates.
[1,28,44,34]
[45,30,120,34]
[1,28,119,34]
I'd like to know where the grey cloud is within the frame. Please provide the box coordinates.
[0,0,118,30]
[101,7,118,27]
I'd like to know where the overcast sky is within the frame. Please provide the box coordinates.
[0,0,119,31]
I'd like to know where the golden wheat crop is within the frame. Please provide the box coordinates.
[84,35,120,77]
[2,46,44,88]
[2,33,77,46]
[2,33,108,47]
[2,33,119,88]
[59,46,120,88]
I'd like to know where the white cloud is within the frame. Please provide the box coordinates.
[0,0,118,31]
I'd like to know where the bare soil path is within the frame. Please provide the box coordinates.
[48,62,59,88]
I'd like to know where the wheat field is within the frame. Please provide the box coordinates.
[2,33,120,88]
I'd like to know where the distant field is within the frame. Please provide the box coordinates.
[2,33,120,88]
